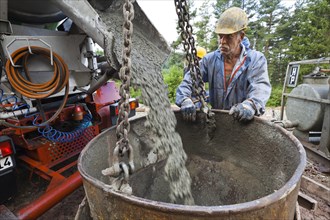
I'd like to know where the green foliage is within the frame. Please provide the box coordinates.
[130,86,143,103]
[287,0,330,60]
[194,0,213,49]
[95,49,104,56]
[113,80,143,103]
[267,85,282,107]
[163,51,185,69]
[45,23,59,30]
[162,65,184,103]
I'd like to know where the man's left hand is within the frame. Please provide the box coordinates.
[229,101,255,122]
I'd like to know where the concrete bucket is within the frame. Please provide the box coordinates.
[78,110,306,219]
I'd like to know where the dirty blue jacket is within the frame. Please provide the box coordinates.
[175,44,271,115]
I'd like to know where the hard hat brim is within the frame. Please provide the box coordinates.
[215,27,238,35]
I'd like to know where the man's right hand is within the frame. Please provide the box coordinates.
[180,98,196,122]
[229,100,255,122]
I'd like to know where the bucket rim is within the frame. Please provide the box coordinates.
[78,110,306,215]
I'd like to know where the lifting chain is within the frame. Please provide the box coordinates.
[102,0,135,193]
[174,0,206,109]
[174,0,209,114]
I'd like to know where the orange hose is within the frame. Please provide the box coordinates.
[3,46,70,127]
[5,46,69,99]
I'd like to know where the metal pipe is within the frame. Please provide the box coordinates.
[16,171,82,220]
[309,136,321,143]
[42,94,87,110]
[280,64,290,120]
[50,0,119,71]
[87,65,117,94]
[0,94,85,121]
[288,57,330,65]
[0,107,38,119]
[273,120,299,129]
[283,92,330,104]
[50,0,106,48]
[85,37,98,71]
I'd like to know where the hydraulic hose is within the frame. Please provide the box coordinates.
[38,113,93,143]
[0,83,69,129]
[3,46,70,128]
[5,46,69,99]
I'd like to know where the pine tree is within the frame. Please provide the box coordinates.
[271,7,293,85]
[287,0,330,60]
[250,0,286,85]
[194,0,212,50]
[243,0,259,49]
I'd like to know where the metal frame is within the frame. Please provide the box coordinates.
[3,105,99,191]
[5,37,54,67]
[280,57,330,120]
[280,57,330,159]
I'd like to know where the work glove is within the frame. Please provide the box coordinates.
[180,98,196,122]
[229,100,255,122]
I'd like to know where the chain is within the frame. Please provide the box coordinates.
[174,0,209,113]
[102,0,135,191]
[117,0,133,152]
[174,0,215,138]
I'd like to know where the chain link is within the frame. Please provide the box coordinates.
[103,0,135,189]
[174,0,209,111]
[117,0,134,144]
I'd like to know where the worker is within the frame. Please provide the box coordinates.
[196,46,207,60]
[176,7,271,122]
[183,46,207,76]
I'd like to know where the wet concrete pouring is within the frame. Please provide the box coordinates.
[2,108,330,219]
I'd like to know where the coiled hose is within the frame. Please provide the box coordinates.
[35,113,93,143]
[5,46,69,99]
[2,46,70,128]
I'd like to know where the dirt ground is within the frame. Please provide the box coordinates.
[2,107,329,219]
[298,161,330,220]
[3,165,84,220]
[38,186,85,220]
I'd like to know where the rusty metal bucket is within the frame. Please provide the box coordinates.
[78,110,306,219]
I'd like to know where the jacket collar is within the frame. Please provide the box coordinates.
[224,45,251,98]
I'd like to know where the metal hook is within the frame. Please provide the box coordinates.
[26,38,33,55]
[5,37,54,68]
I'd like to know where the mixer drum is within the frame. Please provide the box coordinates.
[286,83,329,131]
[8,0,66,24]
[78,110,306,219]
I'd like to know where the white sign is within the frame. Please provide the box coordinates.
[288,65,300,87]
[0,156,13,172]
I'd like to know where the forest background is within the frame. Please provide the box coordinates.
[137,0,330,107]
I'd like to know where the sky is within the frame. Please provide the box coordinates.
[137,0,296,44]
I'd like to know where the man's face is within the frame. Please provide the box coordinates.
[218,32,243,56]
